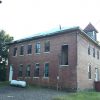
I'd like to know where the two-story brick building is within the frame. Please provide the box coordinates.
[8,23,100,91]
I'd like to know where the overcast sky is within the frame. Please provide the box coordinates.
[0,0,100,41]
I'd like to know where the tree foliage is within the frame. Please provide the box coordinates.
[0,30,13,81]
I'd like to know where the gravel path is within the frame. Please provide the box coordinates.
[0,86,66,100]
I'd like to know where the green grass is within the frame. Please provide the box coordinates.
[53,92,100,100]
[0,81,9,88]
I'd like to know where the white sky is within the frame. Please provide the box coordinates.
[0,0,100,41]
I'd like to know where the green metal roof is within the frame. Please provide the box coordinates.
[8,26,79,45]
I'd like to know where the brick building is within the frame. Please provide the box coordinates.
[8,23,100,91]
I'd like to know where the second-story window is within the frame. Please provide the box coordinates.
[93,48,95,57]
[88,46,90,55]
[35,42,40,53]
[44,41,50,52]
[13,47,17,56]
[97,50,99,59]
[20,46,24,55]
[27,45,32,54]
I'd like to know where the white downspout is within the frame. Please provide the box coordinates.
[9,65,13,81]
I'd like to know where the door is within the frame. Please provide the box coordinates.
[9,65,13,81]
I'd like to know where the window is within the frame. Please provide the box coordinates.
[13,47,17,56]
[93,48,95,57]
[44,63,49,77]
[27,45,32,54]
[35,42,40,53]
[44,41,50,52]
[26,65,31,77]
[18,64,23,77]
[97,50,99,59]
[20,46,24,55]
[34,63,39,77]
[95,68,99,81]
[61,45,68,65]
[88,65,91,79]
[88,46,90,55]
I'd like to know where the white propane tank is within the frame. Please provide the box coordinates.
[10,80,26,87]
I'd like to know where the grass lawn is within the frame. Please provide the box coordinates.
[53,92,100,100]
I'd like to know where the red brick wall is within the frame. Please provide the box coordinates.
[8,31,77,91]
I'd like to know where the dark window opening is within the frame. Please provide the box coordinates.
[20,46,24,55]
[27,45,32,54]
[26,65,31,77]
[93,48,95,57]
[44,41,50,52]
[88,46,90,55]
[61,45,68,65]
[18,64,23,77]
[88,65,91,79]
[13,47,17,56]
[97,50,99,59]
[34,63,39,77]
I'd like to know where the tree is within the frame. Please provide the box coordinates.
[0,30,13,81]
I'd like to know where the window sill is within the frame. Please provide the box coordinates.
[19,55,24,56]
[13,55,17,57]
[33,77,39,79]
[60,65,69,67]
[35,53,41,55]
[43,77,49,79]
[25,77,31,79]
[89,79,92,80]
[18,77,23,78]
[27,53,32,55]
[44,52,50,54]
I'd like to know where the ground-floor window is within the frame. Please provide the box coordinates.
[34,63,39,77]
[26,65,31,77]
[88,65,91,79]
[44,63,49,77]
[18,64,23,77]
